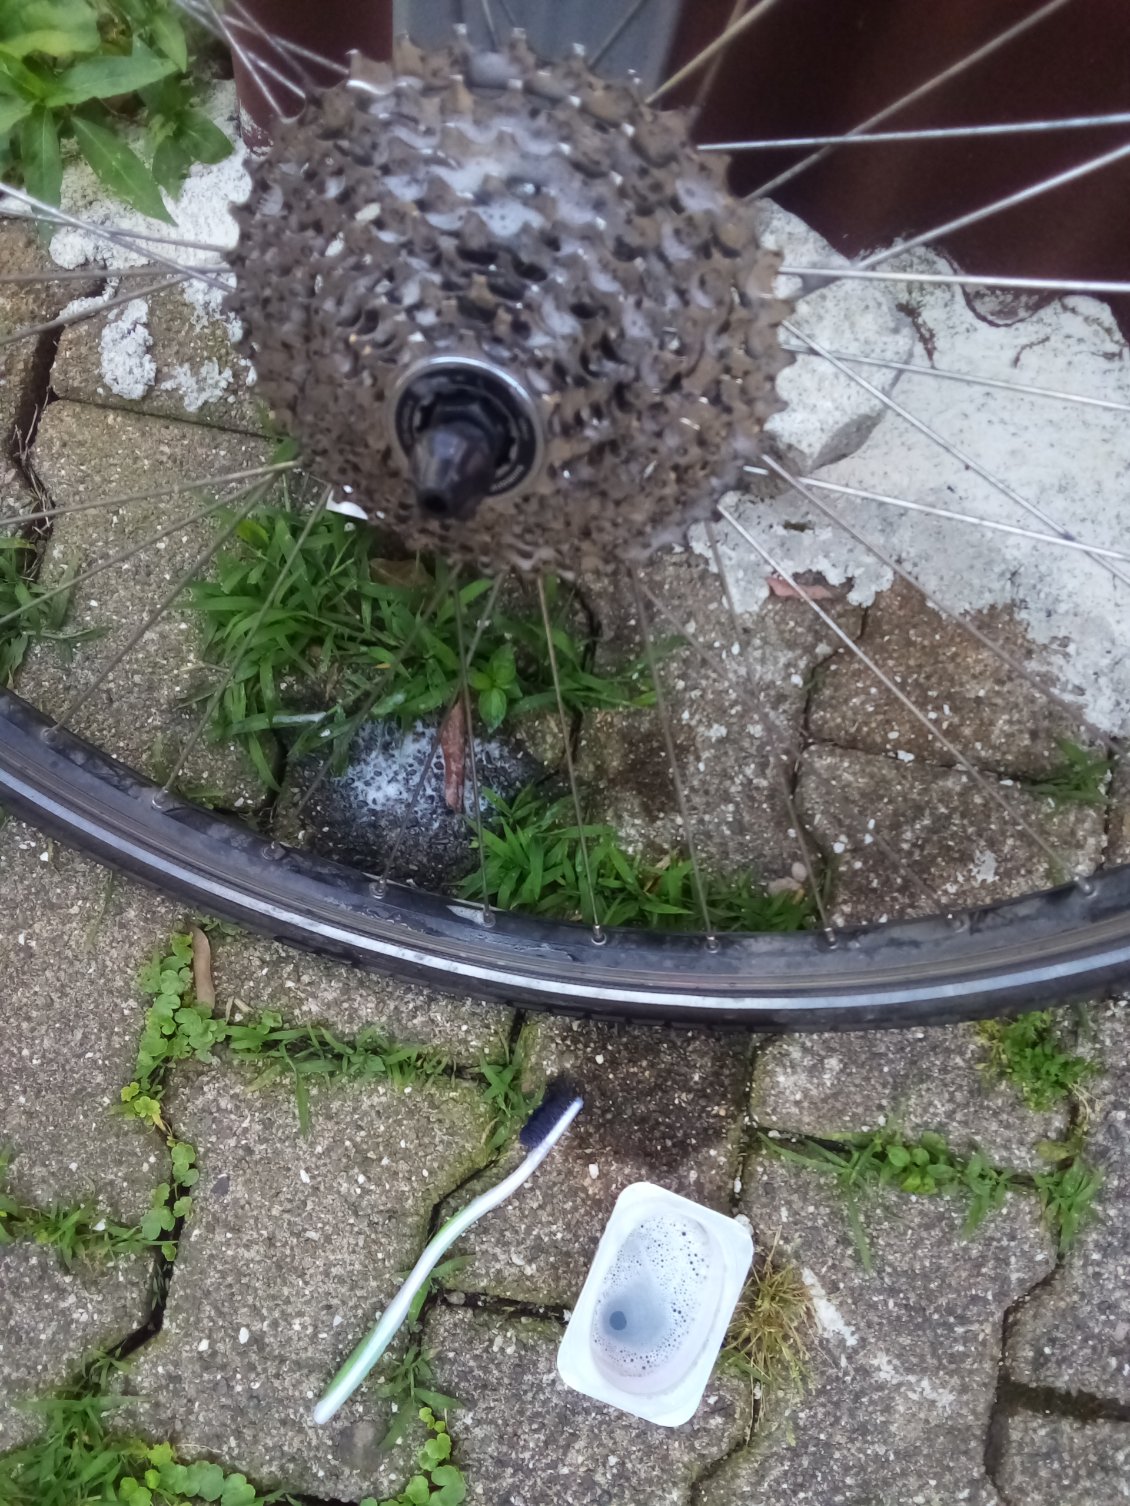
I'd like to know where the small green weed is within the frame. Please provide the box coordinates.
[1029,739,1111,807]
[373,1256,465,1452]
[722,1237,815,1399]
[458,786,815,932]
[761,1126,1099,1265]
[479,1047,541,1153]
[361,1407,466,1506]
[121,932,450,1138]
[0,1,232,219]
[0,538,102,685]
[0,1375,297,1505]
[977,1010,1098,1112]
[0,1148,186,1268]
[189,507,654,786]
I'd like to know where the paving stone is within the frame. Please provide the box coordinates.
[426,1303,749,1506]
[0,818,169,1220]
[996,1412,1130,1505]
[0,1244,151,1451]
[210,929,512,1065]
[808,577,1092,778]
[1006,999,1130,1403]
[751,1022,1067,1173]
[22,401,275,805]
[1109,756,1130,866]
[798,743,1104,926]
[578,548,861,880]
[445,1015,748,1305]
[699,1154,1055,1506]
[0,224,99,446]
[123,1061,495,1501]
[755,199,916,474]
[52,279,265,433]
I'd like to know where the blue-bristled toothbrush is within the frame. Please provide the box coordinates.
[312,1085,584,1426]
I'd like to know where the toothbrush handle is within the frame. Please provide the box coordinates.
[311,1217,462,1426]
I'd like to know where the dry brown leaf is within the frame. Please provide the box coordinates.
[767,574,835,601]
[441,700,466,812]
[190,925,216,1008]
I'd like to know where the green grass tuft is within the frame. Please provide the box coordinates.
[977,1009,1098,1112]
[1029,739,1111,807]
[457,785,815,932]
[722,1236,816,1399]
[0,538,102,686]
[189,508,655,786]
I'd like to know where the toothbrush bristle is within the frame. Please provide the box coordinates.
[520,1078,583,1149]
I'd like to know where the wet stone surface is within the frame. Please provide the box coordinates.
[22,401,275,805]
[700,1153,1055,1506]
[996,1413,1130,1506]
[0,817,167,1220]
[751,1023,1068,1172]
[427,1303,749,1506]
[0,1245,151,1451]
[446,1016,749,1305]
[122,1062,495,1501]
[808,577,1092,778]
[797,742,1104,925]
[579,547,862,880]
[1006,999,1130,1403]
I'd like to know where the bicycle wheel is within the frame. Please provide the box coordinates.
[1,0,1128,1026]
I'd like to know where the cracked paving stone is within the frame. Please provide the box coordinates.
[121,1062,495,1501]
[52,279,264,433]
[210,931,512,1064]
[0,1245,151,1451]
[427,1303,748,1506]
[445,1017,747,1305]
[20,401,277,806]
[1109,757,1130,865]
[1006,999,1130,1403]
[0,818,169,1219]
[808,578,1092,778]
[578,548,861,879]
[751,1023,1067,1173]
[0,224,99,444]
[996,1413,1130,1505]
[699,1154,1055,1506]
[798,743,1104,926]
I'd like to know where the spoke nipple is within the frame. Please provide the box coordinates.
[1076,877,1097,898]
[369,877,388,900]
[946,912,966,931]
[480,905,496,929]
[151,788,176,811]
[40,724,62,747]
[821,928,839,950]
[265,840,287,861]
[590,924,607,947]
[705,933,720,953]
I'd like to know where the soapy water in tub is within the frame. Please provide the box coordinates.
[591,1212,718,1392]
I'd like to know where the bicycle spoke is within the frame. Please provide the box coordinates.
[648,0,782,104]
[591,0,656,68]
[0,185,232,289]
[291,585,445,824]
[163,489,331,793]
[854,139,1130,275]
[753,468,1130,566]
[715,502,1075,878]
[757,454,1107,743]
[0,264,225,286]
[780,341,1130,416]
[0,492,243,638]
[536,576,604,940]
[213,3,302,120]
[452,578,492,925]
[747,0,1074,199]
[219,0,348,80]
[378,576,505,888]
[628,568,716,943]
[0,463,299,535]
[689,0,749,122]
[54,490,267,731]
[781,266,1130,298]
[782,319,1130,593]
[0,275,188,352]
[477,0,500,49]
[642,538,834,938]
[706,112,1130,151]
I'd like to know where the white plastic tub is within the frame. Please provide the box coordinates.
[557,1181,754,1426]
